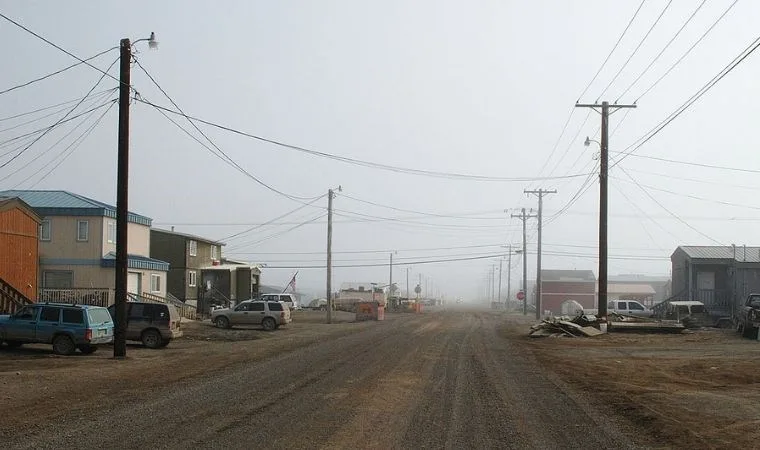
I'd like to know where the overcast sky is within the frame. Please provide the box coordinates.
[2,0,759,300]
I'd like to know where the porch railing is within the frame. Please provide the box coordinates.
[0,276,33,314]
[127,291,197,320]
[38,288,113,307]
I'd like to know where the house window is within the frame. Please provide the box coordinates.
[150,274,161,293]
[107,221,116,244]
[39,219,51,241]
[188,270,197,287]
[77,220,89,241]
[189,240,197,257]
[211,245,218,260]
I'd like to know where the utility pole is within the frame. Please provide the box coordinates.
[525,189,556,320]
[512,208,537,316]
[406,267,410,307]
[576,101,636,319]
[326,189,334,324]
[497,259,503,307]
[114,38,131,359]
[389,252,393,307]
[507,244,512,309]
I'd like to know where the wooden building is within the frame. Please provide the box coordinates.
[0,197,41,301]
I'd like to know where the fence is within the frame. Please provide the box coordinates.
[38,288,112,307]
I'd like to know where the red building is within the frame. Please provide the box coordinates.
[540,269,596,314]
[0,197,41,310]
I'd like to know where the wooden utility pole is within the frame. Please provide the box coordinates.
[388,252,393,307]
[506,244,512,309]
[326,189,334,324]
[511,207,536,316]
[575,101,636,319]
[114,38,131,358]
[525,189,556,320]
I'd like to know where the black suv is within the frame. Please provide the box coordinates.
[108,302,183,349]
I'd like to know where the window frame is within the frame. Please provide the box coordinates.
[39,219,51,241]
[77,220,89,242]
[188,270,197,287]
[107,221,116,244]
[150,274,161,293]
[188,240,198,257]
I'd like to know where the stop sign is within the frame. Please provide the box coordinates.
[516,291,525,301]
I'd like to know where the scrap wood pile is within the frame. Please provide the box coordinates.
[529,314,603,338]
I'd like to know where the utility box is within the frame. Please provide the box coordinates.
[355,301,384,321]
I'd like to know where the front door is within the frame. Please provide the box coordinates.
[696,271,715,303]
[5,306,39,341]
[128,272,142,295]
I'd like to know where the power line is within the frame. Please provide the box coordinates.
[0,89,115,122]
[624,167,760,191]
[611,151,760,175]
[597,0,674,100]
[612,33,760,168]
[220,195,327,241]
[225,213,327,251]
[611,182,678,247]
[635,0,740,102]
[0,56,118,174]
[3,98,116,187]
[134,60,321,203]
[0,12,122,85]
[0,46,117,96]
[337,193,505,220]
[0,101,114,155]
[26,102,116,189]
[618,167,722,245]
[134,97,595,183]
[577,0,648,102]
[615,0,707,101]
[0,89,114,133]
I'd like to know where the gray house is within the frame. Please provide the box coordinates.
[671,246,760,317]
[150,228,225,306]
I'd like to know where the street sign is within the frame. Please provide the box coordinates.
[516,291,525,301]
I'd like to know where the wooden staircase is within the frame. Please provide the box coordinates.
[0,276,33,314]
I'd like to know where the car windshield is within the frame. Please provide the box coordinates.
[88,308,113,325]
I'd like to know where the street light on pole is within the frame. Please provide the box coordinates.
[114,32,157,359]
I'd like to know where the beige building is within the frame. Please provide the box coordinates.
[0,190,169,300]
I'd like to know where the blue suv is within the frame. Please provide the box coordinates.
[0,303,114,355]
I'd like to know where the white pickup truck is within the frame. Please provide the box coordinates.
[585,300,653,318]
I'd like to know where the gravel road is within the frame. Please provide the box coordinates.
[3,310,638,449]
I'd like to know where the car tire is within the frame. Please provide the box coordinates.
[141,329,163,349]
[262,317,276,331]
[742,322,756,339]
[78,345,98,355]
[215,316,230,329]
[52,335,75,356]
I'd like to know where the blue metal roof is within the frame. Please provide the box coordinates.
[0,190,152,226]
[101,252,170,272]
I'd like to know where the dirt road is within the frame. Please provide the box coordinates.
[1,310,637,449]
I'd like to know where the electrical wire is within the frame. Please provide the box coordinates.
[3,97,116,187]
[0,56,118,173]
[0,89,115,133]
[0,12,122,85]
[133,60,323,204]
[615,0,707,101]
[612,33,760,168]
[624,167,760,190]
[597,0,674,100]
[220,195,327,242]
[618,167,723,245]
[611,151,760,175]
[226,213,327,250]
[577,0,648,102]
[337,193,505,220]
[25,101,116,189]
[635,0,740,102]
[611,182,677,247]
[0,46,117,96]
[0,89,115,122]
[134,97,595,183]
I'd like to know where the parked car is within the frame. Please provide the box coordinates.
[211,300,292,331]
[737,293,760,338]
[0,303,113,355]
[258,293,298,310]
[307,298,328,311]
[652,300,710,327]
[107,302,182,349]
[607,300,653,318]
